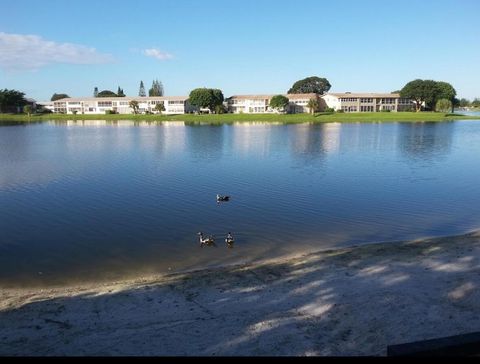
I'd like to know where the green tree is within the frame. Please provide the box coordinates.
[117,87,126,97]
[307,98,320,114]
[400,79,433,112]
[400,79,458,112]
[269,95,289,112]
[436,99,452,113]
[93,87,99,97]
[215,104,227,114]
[472,98,480,108]
[0,89,27,113]
[149,80,164,96]
[188,88,224,113]
[51,93,70,101]
[211,89,224,110]
[436,81,456,113]
[459,98,470,108]
[139,81,146,97]
[97,90,118,97]
[23,104,32,117]
[129,100,140,114]
[288,76,331,95]
[154,102,165,114]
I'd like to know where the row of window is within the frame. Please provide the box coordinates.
[249,107,267,113]
[360,106,374,112]
[380,98,396,104]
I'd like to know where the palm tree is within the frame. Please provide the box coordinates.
[154,102,165,114]
[23,105,32,117]
[129,100,139,114]
[307,98,319,114]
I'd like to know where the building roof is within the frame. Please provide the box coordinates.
[227,93,318,100]
[55,96,189,103]
[324,92,401,98]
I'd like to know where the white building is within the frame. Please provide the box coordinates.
[321,93,415,112]
[226,93,320,114]
[53,96,195,115]
[36,101,55,112]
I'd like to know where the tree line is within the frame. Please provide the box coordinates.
[399,79,458,113]
[3,75,478,115]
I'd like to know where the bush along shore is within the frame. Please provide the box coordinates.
[1,112,479,125]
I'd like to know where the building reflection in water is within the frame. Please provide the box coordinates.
[185,124,226,161]
[397,122,454,162]
[230,122,282,158]
[289,123,342,164]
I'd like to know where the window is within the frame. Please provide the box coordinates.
[360,105,374,112]
[98,101,112,107]
[360,98,373,103]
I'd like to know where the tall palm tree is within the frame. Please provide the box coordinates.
[129,100,139,114]
[155,102,165,114]
[307,98,319,114]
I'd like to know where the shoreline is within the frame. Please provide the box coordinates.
[1,230,480,356]
[1,111,480,124]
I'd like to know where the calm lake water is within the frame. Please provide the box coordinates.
[1,120,480,287]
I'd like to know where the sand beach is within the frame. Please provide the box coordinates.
[1,231,480,356]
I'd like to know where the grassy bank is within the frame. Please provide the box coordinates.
[1,111,479,125]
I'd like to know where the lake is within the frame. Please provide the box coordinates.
[1,120,480,287]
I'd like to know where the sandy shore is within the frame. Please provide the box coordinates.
[1,231,480,356]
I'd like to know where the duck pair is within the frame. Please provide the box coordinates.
[197,232,235,248]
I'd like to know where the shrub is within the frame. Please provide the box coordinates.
[436,98,453,113]
[336,109,344,113]
[215,105,227,114]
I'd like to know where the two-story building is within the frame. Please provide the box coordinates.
[53,96,195,115]
[226,93,320,114]
[321,93,415,112]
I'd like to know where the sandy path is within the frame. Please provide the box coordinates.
[1,231,480,356]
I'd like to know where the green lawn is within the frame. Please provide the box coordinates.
[1,111,479,125]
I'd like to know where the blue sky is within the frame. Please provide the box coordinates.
[1,0,479,101]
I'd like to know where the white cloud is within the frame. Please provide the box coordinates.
[0,32,114,70]
[143,48,174,61]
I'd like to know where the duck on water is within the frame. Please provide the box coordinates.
[216,194,230,202]
[197,232,216,247]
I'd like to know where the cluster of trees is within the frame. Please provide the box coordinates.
[188,88,225,113]
[93,86,125,98]
[148,80,164,97]
[139,80,164,97]
[0,89,27,113]
[287,76,331,95]
[458,98,480,108]
[127,100,165,115]
[269,95,320,114]
[51,93,70,101]
[89,80,164,98]
[399,79,457,112]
